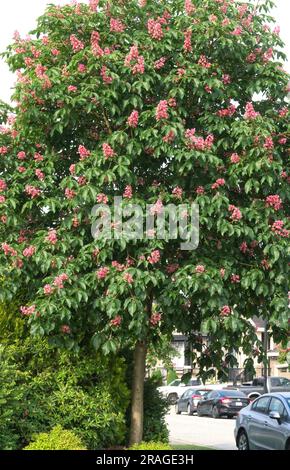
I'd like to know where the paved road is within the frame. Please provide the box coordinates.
[166,408,237,450]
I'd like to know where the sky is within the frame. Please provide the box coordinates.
[0,0,289,103]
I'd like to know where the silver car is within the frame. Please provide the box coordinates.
[235,392,290,450]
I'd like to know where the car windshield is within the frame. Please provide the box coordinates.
[271,378,290,387]
[218,390,245,397]
[169,380,181,386]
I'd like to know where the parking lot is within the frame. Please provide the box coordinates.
[166,407,237,450]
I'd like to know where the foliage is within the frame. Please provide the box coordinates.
[143,378,169,443]
[166,368,178,384]
[0,0,289,381]
[24,425,86,450]
[149,369,163,387]
[128,441,172,451]
[0,339,130,450]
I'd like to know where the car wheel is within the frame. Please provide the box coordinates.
[197,406,203,417]
[175,404,181,415]
[212,405,220,419]
[237,430,249,451]
[168,393,178,405]
[187,404,193,416]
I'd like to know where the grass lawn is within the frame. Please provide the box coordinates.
[172,444,214,450]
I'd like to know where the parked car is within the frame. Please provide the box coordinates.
[196,389,250,419]
[157,378,201,405]
[227,376,290,400]
[235,392,290,450]
[175,388,211,415]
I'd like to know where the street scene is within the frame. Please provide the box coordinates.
[0,0,289,459]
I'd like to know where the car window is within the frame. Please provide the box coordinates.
[170,380,180,386]
[252,396,271,414]
[268,398,286,416]
[207,391,217,399]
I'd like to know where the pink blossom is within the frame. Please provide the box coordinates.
[150,199,163,215]
[20,305,36,316]
[239,241,248,254]
[123,272,133,284]
[1,216,7,224]
[51,48,60,56]
[78,145,90,160]
[34,152,44,162]
[172,187,183,199]
[78,63,86,73]
[17,151,26,160]
[0,179,7,192]
[100,66,113,84]
[111,315,122,327]
[279,107,288,117]
[53,273,69,289]
[279,137,287,145]
[97,193,108,204]
[89,0,99,11]
[261,259,270,270]
[44,284,53,295]
[65,188,76,200]
[273,25,280,36]
[230,153,240,164]
[61,325,71,334]
[212,178,225,190]
[217,104,236,117]
[228,205,242,221]
[195,265,205,274]
[271,220,289,238]
[220,268,225,278]
[183,29,192,53]
[110,18,125,33]
[244,102,260,120]
[150,313,162,326]
[198,55,211,68]
[147,19,163,41]
[0,146,8,155]
[123,185,133,199]
[163,129,176,143]
[196,186,205,195]
[35,169,45,180]
[46,229,58,245]
[156,100,168,121]
[166,263,179,274]
[68,85,77,93]
[265,194,282,211]
[2,243,17,256]
[231,26,243,35]
[220,305,231,317]
[127,110,139,128]
[185,0,195,15]
[222,74,231,84]
[23,245,36,258]
[69,164,76,175]
[25,185,41,199]
[231,274,240,283]
[132,56,145,75]
[264,137,274,150]
[112,261,125,271]
[70,34,84,52]
[77,176,86,186]
[97,266,109,279]
[154,57,166,69]
[102,143,115,159]
[148,250,160,264]
[0,195,6,204]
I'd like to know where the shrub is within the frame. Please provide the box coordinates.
[129,441,172,451]
[143,378,169,443]
[166,369,178,385]
[24,426,86,450]
[150,369,163,387]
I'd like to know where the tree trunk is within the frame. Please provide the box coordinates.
[129,340,147,446]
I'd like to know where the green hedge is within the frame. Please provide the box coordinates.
[24,426,86,450]
[129,441,172,451]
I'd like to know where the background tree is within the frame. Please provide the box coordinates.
[0,0,289,444]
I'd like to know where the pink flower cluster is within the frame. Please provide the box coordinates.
[239,241,248,254]
[123,185,133,199]
[220,305,231,317]
[147,19,164,41]
[110,18,125,33]
[156,100,168,121]
[46,229,58,245]
[61,325,71,334]
[265,194,282,211]
[184,29,192,53]
[231,274,240,283]
[271,220,289,238]
[89,0,99,11]
[228,205,242,221]
[264,137,274,150]
[97,266,109,279]
[18,151,26,160]
[68,85,77,93]
[148,250,160,264]
[78,145,91,160]
[0,179,7,192]
[0,146,8,155]
[97,193,108,204]
[163,129,175,143]
[44,284,53,295]
[244,102,260,120]
[185,129,214,150]
[212,178,225,190]
[65,188,76,200]
[166,263,179,274]
[124,46,145,74]
[25,185,41,199]
[154,57,166,69]
[172,187,183,199]
[195,265,205,274]
[70,34,84,52]
[91,31,104,56]
[185,0,195,15]
[2,243,17,256]
[150,199,163,215]
[111,315,122,327]
[196,186,205,195]
[150,313,162,326]
[53,273,69,289]
[22,245,36,258]
[217,104,236,117]
[127,110,139,128]
[230,153,240,163]
[123,272,133,284]
[20,305,36,316]
[100,66,113,84]
[102,143,115,159]
[198,55,211,68]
